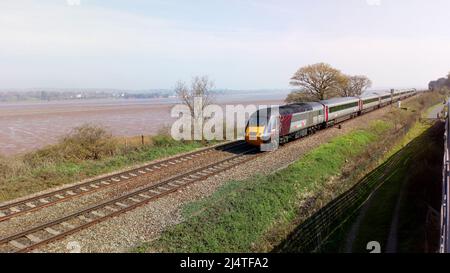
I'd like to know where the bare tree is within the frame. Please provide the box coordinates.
[340,75,372,97]
[288,63,346,102]
[175,75,215,118]
[174,76,215,140]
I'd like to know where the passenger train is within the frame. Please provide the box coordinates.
[245,89,417,148]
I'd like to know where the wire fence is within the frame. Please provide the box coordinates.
[276,146,408,252]
[273,117,436,253]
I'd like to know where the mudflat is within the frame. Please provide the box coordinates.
[0,97,283,155]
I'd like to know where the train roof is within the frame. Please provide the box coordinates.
[278,102,324,115]
[253,102,323,117]
[360,94,379,100]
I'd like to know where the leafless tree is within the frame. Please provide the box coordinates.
[340,75,372,97]
[175,75,215,118]
[287,63,346,103]
[174,76,215,140]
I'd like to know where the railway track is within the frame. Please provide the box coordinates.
[0,141,246,223]
[0,145,258,253]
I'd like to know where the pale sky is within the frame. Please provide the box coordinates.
[0,0,449,90]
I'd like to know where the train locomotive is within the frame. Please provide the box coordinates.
[245,89,417,148]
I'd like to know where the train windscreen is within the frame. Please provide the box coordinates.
[248,112,270,127]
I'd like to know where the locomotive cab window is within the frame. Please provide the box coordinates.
[248,113,270,127]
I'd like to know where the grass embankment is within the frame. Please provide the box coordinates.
[321,103,444,253]
[144,92,444,253]
[0,125,209,202]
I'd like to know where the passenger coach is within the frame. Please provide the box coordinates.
[245,88,417,149]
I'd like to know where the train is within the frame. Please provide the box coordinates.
[245,89,417,148]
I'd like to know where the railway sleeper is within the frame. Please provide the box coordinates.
[79,215,93,222]
[129,197,141,203]
[10,207,20,213]
[91,211,105,218]
[105,206,119,212]
[115,202,128,208]
[25,202,36,208]
[25,234,42,243]
[61,222,76,229]
[9,240,26,249]
[44,227,61,236]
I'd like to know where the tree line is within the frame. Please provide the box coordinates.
[174,63,373,118]
[286,63,372,103]
[429,72,450,91]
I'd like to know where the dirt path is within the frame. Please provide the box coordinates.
[385,180,406,253]
[428,104,444,119]
[344,195,373,252]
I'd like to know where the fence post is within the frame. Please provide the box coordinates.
[141,135,144,146]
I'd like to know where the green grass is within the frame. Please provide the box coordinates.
[150,121,390,253]
[319,102,445,253]
[384,102,443,159]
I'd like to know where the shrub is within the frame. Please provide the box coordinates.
[60,124,118,160]
[152,134,177,147]
[0,154,27,179]
[0,155,11,178]
[25,124,118,164]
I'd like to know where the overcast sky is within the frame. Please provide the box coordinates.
[1,0,449,90]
